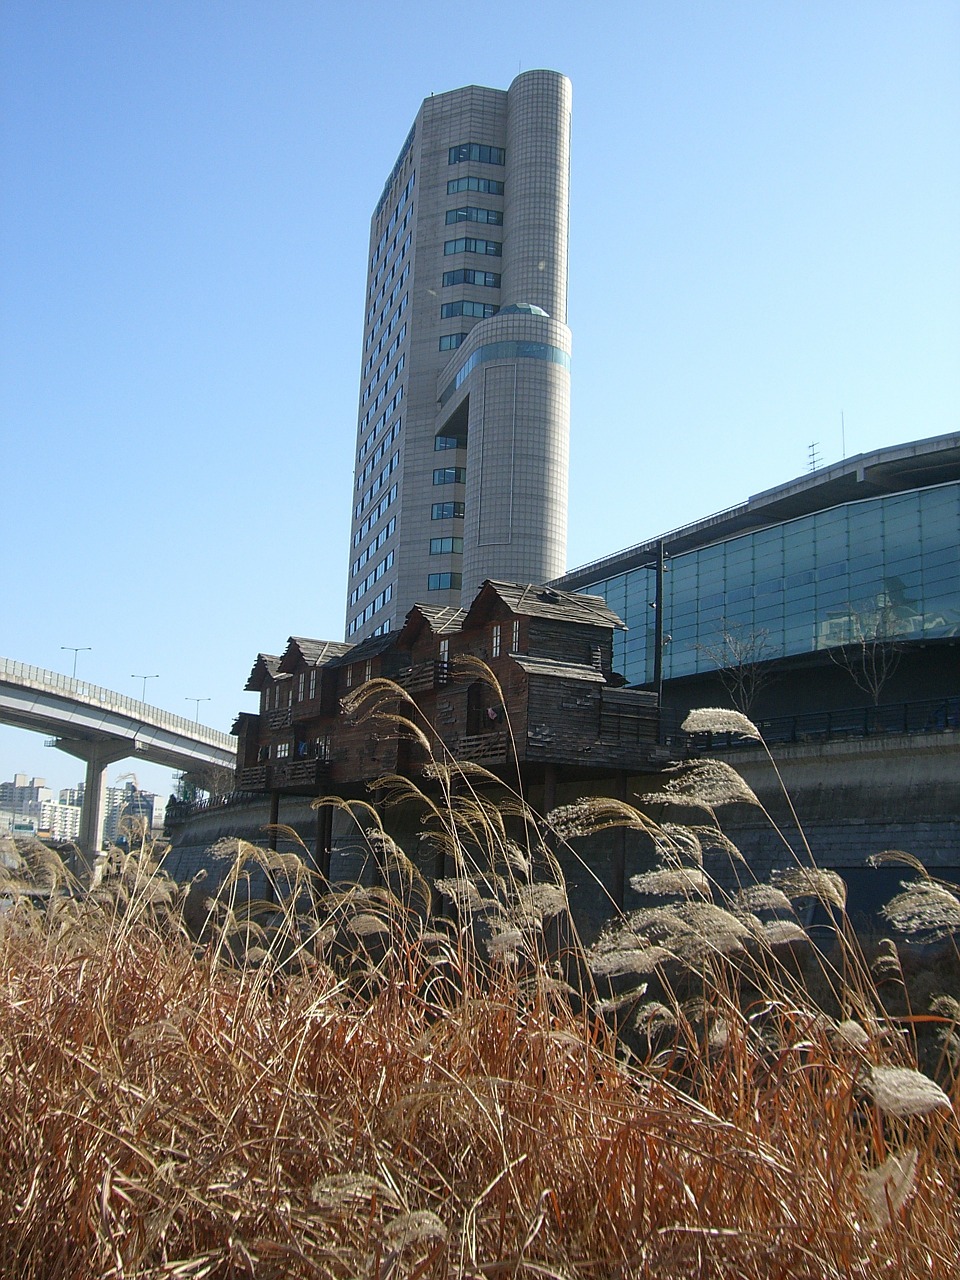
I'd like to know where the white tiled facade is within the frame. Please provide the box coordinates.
[345,71,572,640]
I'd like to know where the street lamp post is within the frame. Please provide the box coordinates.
[61,646,91,680]
[186,696,211,723]
[132,673,159,703]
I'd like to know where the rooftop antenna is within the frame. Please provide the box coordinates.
[808,441,822,472]
[841,411,846,459]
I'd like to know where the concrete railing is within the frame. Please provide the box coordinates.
[0,657,235,750]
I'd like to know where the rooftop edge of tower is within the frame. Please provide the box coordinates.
[419,69,569,105]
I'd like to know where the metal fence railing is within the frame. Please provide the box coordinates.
[687,695,960,751]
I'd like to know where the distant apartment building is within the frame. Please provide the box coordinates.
[64,781,166,843]
[0,775,163,843]
[64,781,165,843]
[0,773,53,811]
[111,782,166,840]
[0,774,54,836]
[0,778,81,839]
[346,71,573,641]
[42,799,83,842]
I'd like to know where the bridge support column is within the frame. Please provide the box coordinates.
[56,737,131,875]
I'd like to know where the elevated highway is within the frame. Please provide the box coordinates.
[0,657,236,858]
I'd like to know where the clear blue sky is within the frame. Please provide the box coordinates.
[2,0,957,799]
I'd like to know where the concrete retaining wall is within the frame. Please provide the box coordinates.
[166,730,959,943]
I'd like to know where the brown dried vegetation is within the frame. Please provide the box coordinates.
[1,699,958,1277]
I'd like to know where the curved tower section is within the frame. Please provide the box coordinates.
[439,303,571,603]
[500,70,572,320]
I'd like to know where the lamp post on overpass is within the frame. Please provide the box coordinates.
[186,696,211,723]
[61,646,91,680]
[132,673,159,703]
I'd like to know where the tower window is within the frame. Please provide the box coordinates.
[443,269,500,288]
[443,237,502,257]
[448,143,505,166]
[428,573,463,591]
[445,206,503,226]
[430,537,463,554]
[431,502,465,519]
[441,301,498,320]
[439,333,467,351]
[447,176,504,196]
[433,467,466,485]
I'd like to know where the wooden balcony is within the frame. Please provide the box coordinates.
[271,758,330,791]
[448,730,509,763]
[395,660,452,694]
[236,759,329,793]
[237,765,268,790]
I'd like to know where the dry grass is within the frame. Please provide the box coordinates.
[1,698,959,1277]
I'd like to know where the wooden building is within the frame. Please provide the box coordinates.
[234,582,668,813]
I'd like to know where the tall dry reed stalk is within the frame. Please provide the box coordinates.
[0,693,958,1277]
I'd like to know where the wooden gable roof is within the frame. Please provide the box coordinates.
[396,603,467,648]
[463,581,627,630]
[244,653,284,692]
[323,632,399,669]
[278,636,353,674]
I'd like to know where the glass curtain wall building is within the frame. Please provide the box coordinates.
[345,71,573,642]
[555,435,960,691]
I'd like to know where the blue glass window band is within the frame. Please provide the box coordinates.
[439,341,571,407]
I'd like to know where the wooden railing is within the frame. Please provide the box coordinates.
[238,765,268,789]
[450,730,509,762]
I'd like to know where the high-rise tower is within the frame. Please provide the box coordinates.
[345,70,572,641]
